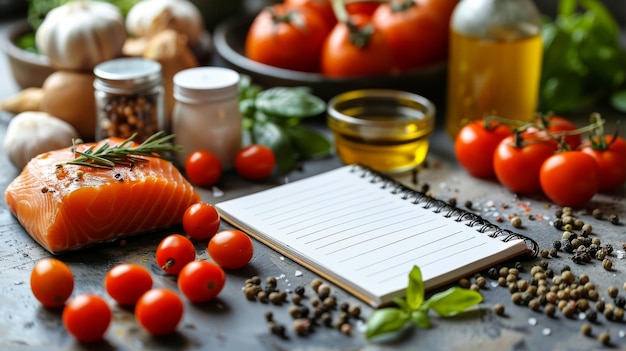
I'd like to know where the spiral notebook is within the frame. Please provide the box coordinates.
[215,164,538,307]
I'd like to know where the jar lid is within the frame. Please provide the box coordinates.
[173,67,240,103]
[94,58,162,93]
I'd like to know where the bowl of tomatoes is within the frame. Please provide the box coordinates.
[213,10,448,103]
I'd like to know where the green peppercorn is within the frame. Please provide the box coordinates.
[499,267,509,278]
[602,258,613,271]
[596,300,605,313]
[563,224,573,232]
[608,285,619,298]
[561,270,575,284]
[476,276,486,288]
[528,298,541,311]
[598,331,610,345]
[311,278,323,293]
[470,283,480,291]
[581,224,592,235]
[577,299,589,311]
[257,290,268,303]
[493,303,505,316]
[348,305,361,318]
[511,292,523,304]
[269,291,282,304]
[592,208,603,219]
[580,323,592,336]
[614,307,624,321]
[458,278,471,288]
[266,276,277,289]
[544,303,556,317]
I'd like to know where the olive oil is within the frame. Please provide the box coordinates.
[445,31,543,137]
[327,90,435,174]
[329,115,431,174]
[444,0,543,138]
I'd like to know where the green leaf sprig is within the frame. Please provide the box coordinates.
[365,266,483,340]
[540,0,626,113]
[238,75,332,174]
[58,131,181,169]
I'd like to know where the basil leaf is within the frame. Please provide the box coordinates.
[411,309,432,329]
[406,266,424,311]
[285,125,332,158]
[580,0,620,37]
[252,121,295,174]
[255,87,326,119]
[393,297,412,312]
[424,287,483,317]
[365,308,410,339]
[610,89,626,113]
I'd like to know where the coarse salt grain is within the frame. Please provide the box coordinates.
[542,328,551,336]
[211,186,224,198]
[295,270,303,277]
[528,317,537,326]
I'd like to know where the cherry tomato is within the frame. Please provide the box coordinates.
[581,135,626,191]
[372,0,449,71]
[178,260,226,303]
[235,144,276,180]
[135,288,184,336]
[540,151,600,207]
[185,150,222,187]
[155,234,196,275]
[182,202,221,240]
[285,0,336,29]
[454,120,511,178]
[493,135,557,194]
[62,294,111,343]
[346,1,381,17]
[208,230,254,269]
[30,258,74,308]
[104,263,152,306]
[245,4,330,72]
[529,115,582,151]
[321,14,393,77]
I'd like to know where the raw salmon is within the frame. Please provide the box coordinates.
[4,138,201,253]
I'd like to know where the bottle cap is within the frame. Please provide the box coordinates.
[94,58,162,93]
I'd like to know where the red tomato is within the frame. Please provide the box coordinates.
[581,135,626,191]
[454,120,512,178]
[372,0,449,71]
[135,288,184,336]
[285,0,336,29]
[346,1,381,17]
[155,234,196,275]
[321,14,393,77]
[416,0,458,22]
[178,260,226,303]
[493,135,557,194]
[245,4,330,72]
[185,150,222,187]
[540,151,600,207]
[183,202,221,240]
[208,230,254,269]
[62,294,111,343]
[533,115,582,151]
[30,258,74,308]
[104,264,152,306]
[235,144,276,180]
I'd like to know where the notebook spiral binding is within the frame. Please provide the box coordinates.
[352,164,539,258]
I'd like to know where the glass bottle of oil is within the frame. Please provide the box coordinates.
[445,0,543,138]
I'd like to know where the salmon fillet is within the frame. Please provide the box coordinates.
[4,138,201,253]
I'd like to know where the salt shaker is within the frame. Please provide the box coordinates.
[445,0,543,138]
[172,67,242,169]
[94,58,165,143]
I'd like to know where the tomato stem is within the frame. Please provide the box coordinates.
[162,258,175,271]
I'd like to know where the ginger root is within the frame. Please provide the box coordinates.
[0,87,45,114]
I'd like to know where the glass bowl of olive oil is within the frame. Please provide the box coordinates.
[327,89,435,174]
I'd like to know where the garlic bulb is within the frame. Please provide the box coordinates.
[3,112,79,169]
[35,0,126,70]
[126,0,204,46]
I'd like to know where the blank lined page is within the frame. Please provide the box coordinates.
[216,165,528,306]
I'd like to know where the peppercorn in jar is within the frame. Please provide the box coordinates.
[94,58,165,143]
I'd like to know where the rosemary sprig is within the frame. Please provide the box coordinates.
[58,132,182,169]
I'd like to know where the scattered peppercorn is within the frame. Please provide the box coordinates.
[602,258,613,271]
[598,331,610,345]
[609,214,619,225]
[580,323,592,336]
[510,216,522,228]
[493,303,505,316]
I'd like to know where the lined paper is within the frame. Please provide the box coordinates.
[216,165,529,306]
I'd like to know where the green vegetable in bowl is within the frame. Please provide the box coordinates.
[540,0,626,113]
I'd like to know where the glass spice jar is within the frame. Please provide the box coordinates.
[172,66,242,169]
[93,58,165,143]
